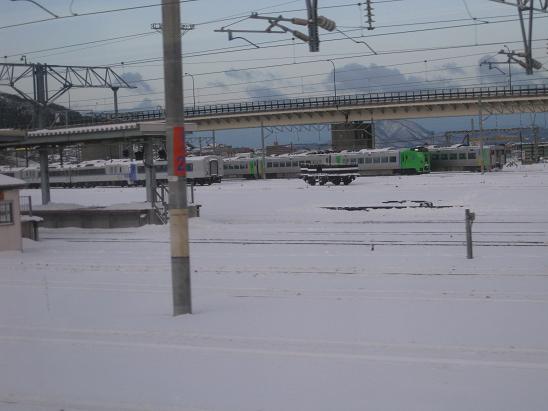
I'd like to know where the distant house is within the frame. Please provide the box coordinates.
[0,174,26,251]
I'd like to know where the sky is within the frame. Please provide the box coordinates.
[1,0,547,141]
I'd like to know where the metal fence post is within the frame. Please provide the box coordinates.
[465,209,475,259]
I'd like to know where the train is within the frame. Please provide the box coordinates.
[222,145,504,179]
[0,155,223,188]
[0,145,505,188]
[222,148,430,179]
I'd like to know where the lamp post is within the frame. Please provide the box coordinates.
[326,59,336,98]
[184,72,196,110]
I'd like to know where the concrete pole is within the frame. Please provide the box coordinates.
[112,87,120,118]
[33,63,47,129]
[261,123,266,179]
[162,0,192,315]
[144,141,156,204]
[39,146,50,205]
[478,96,485,173]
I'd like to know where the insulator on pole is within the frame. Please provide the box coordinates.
[291,17,309,26]
[317,16,336,31]
[292,30,311,42]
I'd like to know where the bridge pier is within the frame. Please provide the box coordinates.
[39,146,50,205]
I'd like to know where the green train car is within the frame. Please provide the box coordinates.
[399,147,431,174]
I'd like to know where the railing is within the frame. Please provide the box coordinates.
[39,84,548,129]
[19,195,33,216]
[151,183,196,224]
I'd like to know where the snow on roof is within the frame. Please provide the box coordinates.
[28,122,140,137]
[0,173,26,188]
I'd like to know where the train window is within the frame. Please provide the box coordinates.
[0,201,14,224]
[273,162,279,167]
[267,162,273,167]
[358,158,364,164]
[459,153,466,159]
[468,152,476,159]
[292,162,298,167]
[381,157,388,163]
[373,157,381,163]
[223,165,228,170]
[440,154,448,160]
[365,157,372,164]
[449,153,457,160]
[390,156,397,162]
[431,154,439,160]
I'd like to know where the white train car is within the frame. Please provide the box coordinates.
[430,145,505,172]
[141,156,223,185]
[330,149,401,175]
[1,155,223,188]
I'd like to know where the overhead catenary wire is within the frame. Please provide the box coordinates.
[0,0,200,31]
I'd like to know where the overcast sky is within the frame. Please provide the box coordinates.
[1,0,547,118]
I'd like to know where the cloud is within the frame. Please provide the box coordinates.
[330,63,423,94]
[131,98,159,111]
[441,62,466,75]
[219,69,287,101]
[245,86,285,101]
[224,69,276,82]
[120,72,153,93]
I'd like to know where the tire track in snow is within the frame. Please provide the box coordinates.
[1,333,548,372]
[1,280,548,303]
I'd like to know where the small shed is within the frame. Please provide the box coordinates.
[0,174,26,251]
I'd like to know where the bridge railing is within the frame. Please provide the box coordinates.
[42,84,548,129]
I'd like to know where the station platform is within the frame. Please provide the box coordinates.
[29,203,200,229]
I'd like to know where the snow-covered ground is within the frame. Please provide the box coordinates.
[1,165,547,411]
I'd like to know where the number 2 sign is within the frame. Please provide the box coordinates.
[173,126,186,177]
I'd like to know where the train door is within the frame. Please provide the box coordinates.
[209,159,219,177]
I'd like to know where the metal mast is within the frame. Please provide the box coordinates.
[488,0,547,74]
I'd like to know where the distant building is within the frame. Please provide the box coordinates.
[266,143,294,156]
[331,122,375,151]
[0,174,26,251]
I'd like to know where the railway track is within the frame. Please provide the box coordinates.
[40,236,547,247]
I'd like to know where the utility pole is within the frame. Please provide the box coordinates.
[478,96,485,174]
[261,123,266,179]
[162,0,192,315]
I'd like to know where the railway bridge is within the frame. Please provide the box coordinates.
[80,84,548,132]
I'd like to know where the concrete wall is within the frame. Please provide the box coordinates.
[0,189,22,251]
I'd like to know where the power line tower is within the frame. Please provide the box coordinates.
[0,63,134,128]
[488,0,547,74]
